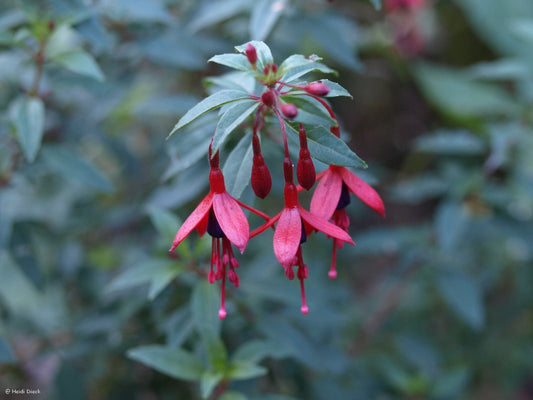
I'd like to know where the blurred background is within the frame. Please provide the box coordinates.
[1,0,533,399]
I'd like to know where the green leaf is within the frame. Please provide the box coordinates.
[414,63,519,120]
[209,53,251,71]
[414,130,486,155]
[432,367,471,398]
[281,62,336,83]
[235,41,273,72]
[191,280,222,335]
[368,0,382,9]
[219,391,248,400]
[50,50,104,81]
[436,270,485,330]
[286,124,366,168]
[127,345,204,381]
[200,370,224,399]
[11,96,45,163]
[189,0,251,32]
[41,145,114,193]
[222,134,253,199]
[203,328,228,371]
[0,337,15,363]
[280,95,336,126]
[147,206,181,243]
[227,361,267,380]
[232,339,291,363]
[169,90,250,137]
[106,259,183,300]
[213,100,259,154]
[278,54,323,76]
[249,0,288,41]
[322,79,353,98]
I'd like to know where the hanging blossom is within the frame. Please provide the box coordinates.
[250,108,355,314]
[169,145,268,319]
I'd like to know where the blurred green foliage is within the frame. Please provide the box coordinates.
[1,0,532,399]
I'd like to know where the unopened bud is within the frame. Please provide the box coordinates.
[261,90,275,107]
[245,43,257,67]
[263,63,271,75]
[281,103,298,119]
[305,81,330,96]
[271,63,278,73]
[251,155,272,198]
[48,20,55,31]
[296,124,316,190]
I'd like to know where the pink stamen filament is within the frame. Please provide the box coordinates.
[329,239,338,279]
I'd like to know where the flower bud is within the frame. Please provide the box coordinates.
[48,20,55,31]
[261,90,275,107]
[305,81,330,96]
[271,63,278,73]
[281,103,298,119]
[245,43,257,67]
[296,124,316,190]
[251,154,272,198]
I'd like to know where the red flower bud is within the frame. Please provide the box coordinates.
[281,103,298,119]
[305,81,330,97]
[263,63,270,75]
[296,124,316,190]
[48,20,55,31]
[245,43,257,66]
[261,90,275,107]
[271,63,278,73]
[251,154,272,199]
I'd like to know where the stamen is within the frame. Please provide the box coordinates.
[219,261,227,320]
[299,276,308,314]
[329,239,338,279]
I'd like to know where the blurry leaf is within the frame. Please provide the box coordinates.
[368,0,382,9]
[286,124,366,168]
[45,24,80,58]
[147,206,181,243]
[415,63,519,120]
[213,100,259,154]
[169,90,251,137]
[100,0,172,23]
[128,345,204,380]
[278,54,323,75]
[0,337,15,363]
[235,41,273,72]
[41,145,114,193]
[377,357,411,391]
[395,335,441,377]
[219,391,248,400]
[203,328,228,371]
[469,59,530,80]
[435,202,468,251]
[201,370,224,399]
[50,50,104,81]
[11,96,45,162]
[189,0,250,32]
[432,367,471,399]
[106,259,183,300]
[391,175,449,204]
[254,396,298,400]
[436,270,485,330]
[227,361,267,380]
[191,280,222,335]
[509,18,533,42]
[209,53,251,71]
[232,339,292,363]
[250,0,288,41]
[54,362,85,400]
[223,134,253,199]
[414,130,486,155]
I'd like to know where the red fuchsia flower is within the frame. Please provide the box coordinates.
[169,149,268,319]
[252,158,355,314]
[310,165,385,279]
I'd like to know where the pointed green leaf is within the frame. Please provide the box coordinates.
[322,79,353,98]
[11,96,45,163]
[169,90,250,137]
[191,280,222,335]
[203,328,228,371]
[41,145,114,193]
[281,62,336,83]
[213,100,259,154]
[209,53,251,71]
[50,50,104,81]
[278,54,323,76]
[436,270,485,330]
[201,370,224,399]
[222,134,254,199]
[232,339,291,363]
[128,345,204,381]
[249,0,288,41]
[228,361,267,380]
[286,124,366,168]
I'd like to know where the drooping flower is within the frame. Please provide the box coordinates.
[169,150,268,319]
[252,158,355,313]
[310,165,385,279]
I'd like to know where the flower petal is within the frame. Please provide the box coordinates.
[340,168,385,217]
[310,167,343,220]
[250,212,281,238]
[273,207,302,267]
[299,206,355,246]
[213,192,249,253]
[170,192,214,251]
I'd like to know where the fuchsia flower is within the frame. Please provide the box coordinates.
[169,151,267,319]
[252,159,355,314]
[310,165,385,279]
